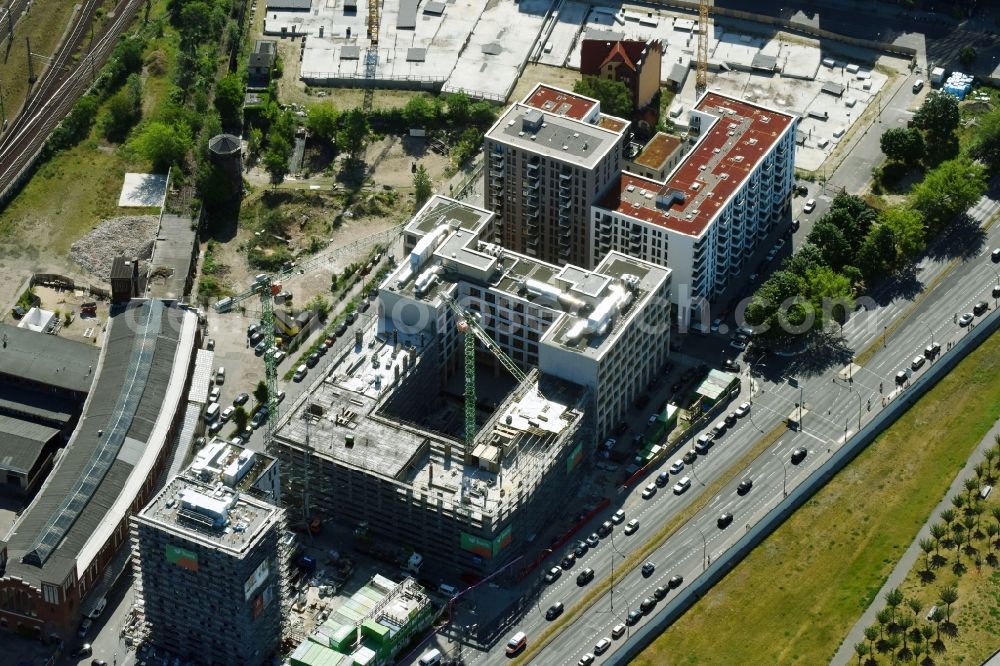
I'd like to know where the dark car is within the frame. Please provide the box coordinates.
[724,412,738,426]
[641,562,655,577]
[992,248,1000,262]
[974,301,989,316]
[791,218,800,232]
[574,541,588,558]
[358,300,370,313]
[234,393,250,406]
[737,478,753,495]
[718,512,734,528]
[545,602,564,620]
[791,447,808,464]
[335,322,348,337]
[597,520,613,537]
[346,312,357,325]
[576,568,595,586]
[92,661,108,666]
[544,567,562,584]
[640,597,657,614]
[626,609,643,625]
[653,585,669,600]
[561,553,576,570]
[668,574,684,589]
[306,353,321,368]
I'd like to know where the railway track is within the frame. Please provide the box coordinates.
[0,0,143,203]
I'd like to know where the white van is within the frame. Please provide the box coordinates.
[293,364,308,382]
[204,403,220,423]
[506,631,527,656]
[438,583,457,597]
[418,648,442,666]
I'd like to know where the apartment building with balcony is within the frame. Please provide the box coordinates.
[590,93,797,326]
[483,84,629,268]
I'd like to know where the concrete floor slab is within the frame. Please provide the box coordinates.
[444,0,552,101]
[538,1,588,67]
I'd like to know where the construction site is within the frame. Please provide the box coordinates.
[268,195,670,579]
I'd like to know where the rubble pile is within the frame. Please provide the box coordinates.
[69,215,159,280]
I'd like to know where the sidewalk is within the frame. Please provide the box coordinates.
[830,416,1000,665]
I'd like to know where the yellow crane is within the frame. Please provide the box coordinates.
[696,0,710,98]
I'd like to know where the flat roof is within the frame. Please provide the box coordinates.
[405,195,493,238]
[137,474,280,553]
[632,132,683,170]
[0,324,99,394]
[0,415,59,475]
[599,92,795,237]
[487,104,623,169]
[2,300,196,590]
[146,213,197,301]
[523,84,598,121]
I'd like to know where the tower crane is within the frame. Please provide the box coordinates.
[213,221,406,449]
[442,295,527,452]
[696,0,710,98]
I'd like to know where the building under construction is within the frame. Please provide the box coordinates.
[271,197,670,577]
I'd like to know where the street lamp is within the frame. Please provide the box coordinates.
[608,534,626,611]
[698,527,708,570]
[781,459,788,497]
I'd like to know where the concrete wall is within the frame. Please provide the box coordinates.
[606,303,1000,665]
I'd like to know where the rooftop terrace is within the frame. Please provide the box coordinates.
[601,92,795,237]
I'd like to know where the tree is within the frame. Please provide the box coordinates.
[402,95,439,128]
[959,45,977,69]
[232,406,248,432]
[984,448,997,480]
[987,523,998,553]
[806,221,852,270]
[879,206,926,260]
[307,105,339,145]
[952,521,966,562]
[880,126,925,163]
[304,294,331,319]
[413,164,432,209]
[907,596,922,621]
[263,135,291,187]
[336,108,370,161]
[102,74,143,142]
[573,76,633,118]
[876,606,892,639]
[254,380,269,406]
[802,265,853,332]
[247,127,264,161]
[910,158,988,229]
[885,587,904,624]
[854,641,868,665]
[825,192,878,245]
[919,537,935,571]
[964,476,979,503]
[445,92,471,126]
[951,493,965,511]
[968,107,1000,170]
[864,624,879,655]
[938,584,958,621]
[214,73,245,130]
[131,121,192,171]
[913,91,960,140]
[897,614,914,650]
[744,270,806,336]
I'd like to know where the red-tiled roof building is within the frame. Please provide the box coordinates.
[580,39,664,111]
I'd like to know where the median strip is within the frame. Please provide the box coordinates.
[513,418,787,664]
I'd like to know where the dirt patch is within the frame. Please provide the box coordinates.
[68,215,160,280]
[508,64,582,103]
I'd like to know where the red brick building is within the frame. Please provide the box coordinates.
[580,39,664,112]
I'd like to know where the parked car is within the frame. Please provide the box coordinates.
[597,520,613,537]
[586,533,600,548]
[88,597,107,619]
[911,356,925,371]
[209,386,221,403]
[543,567,562,584]
[626,609,643,625]
[293,364,308,382]
[560,553,576,570]
[254,340,268,355]
[578,654,595,666]
[653,585,669,600]
[734,401,751,418]
[959,312,974,327]
[924,342,941,359]
[215,367,225,384]
[574,541,588,558]
[612,624,627,639]
[77,618,92,638]
[668,574,684,588]
[611,509,625,524]
[673,476,692,494]
[594,637,612,655]
[973,301,989,316]
[576,568,595,586]
[306,352,321,368]
[642,483,657,499]
[803,198,816,213]
[640,597,657,614]
[71,644,92,658]
[669,459,685,474]
[221,406,235,422]
[234,393,250,406]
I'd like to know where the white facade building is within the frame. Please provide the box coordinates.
[590,92,797,326]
